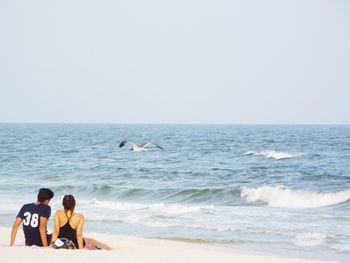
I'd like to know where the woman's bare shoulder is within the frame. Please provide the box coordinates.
[55,210,65,215]
[73,213,84,219]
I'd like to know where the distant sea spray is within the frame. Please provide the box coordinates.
[243,150,302,160]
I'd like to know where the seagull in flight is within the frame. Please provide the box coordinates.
[119,140,165,152]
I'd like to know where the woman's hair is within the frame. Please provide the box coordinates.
[62,195,76,211]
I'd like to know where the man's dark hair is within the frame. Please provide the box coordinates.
[37,188,54,203]
[62,195,76,211]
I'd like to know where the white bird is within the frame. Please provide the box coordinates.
[119,140,165,152]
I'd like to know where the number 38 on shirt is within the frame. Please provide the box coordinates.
[23,212,39,227]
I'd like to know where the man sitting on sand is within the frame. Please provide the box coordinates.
[10,188,54,247]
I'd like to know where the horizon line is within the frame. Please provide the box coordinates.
[0,121,349,126]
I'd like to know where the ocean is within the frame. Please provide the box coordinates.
[0,124,349,261]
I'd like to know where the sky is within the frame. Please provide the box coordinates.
[0,0,349,124]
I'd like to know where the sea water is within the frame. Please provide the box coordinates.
[0,124,349,261]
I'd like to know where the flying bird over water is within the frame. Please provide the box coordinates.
[119,140,165,152]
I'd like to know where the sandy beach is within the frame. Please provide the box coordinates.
[0,227,340,263]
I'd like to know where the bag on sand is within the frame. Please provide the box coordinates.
[51,238,76,249]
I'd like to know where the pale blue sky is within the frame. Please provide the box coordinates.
[0,0,349,124]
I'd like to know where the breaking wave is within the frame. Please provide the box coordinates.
[293,233,327,247]
[241,186,350,208]
[79,199,204,215]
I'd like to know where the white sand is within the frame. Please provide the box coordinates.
[0,227,339,263]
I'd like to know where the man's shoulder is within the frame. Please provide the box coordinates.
[21,203,35,210]
[23,202,35,206]
[36,203,51,213]
[37,203,50,209]
[16,203,35,219]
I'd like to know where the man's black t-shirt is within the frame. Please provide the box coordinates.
[17,203,51,246]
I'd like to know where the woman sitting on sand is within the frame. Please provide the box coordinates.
[52,194,111,250]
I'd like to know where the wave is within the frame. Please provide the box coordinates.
[53,184,114,195]
[165,188,241,203]
[331,244,350,253]
[52,185,243,204]
[79,199,204,215]
[60,149,80,154]
[293,233,327,247]
[153,237,241,244]
[243,150,301,160]
[241,186,350,208]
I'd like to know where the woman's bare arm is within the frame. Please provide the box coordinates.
[76,214,84,249]
[51,211,60,243]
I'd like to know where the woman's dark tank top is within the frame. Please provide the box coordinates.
[58,212,86,248]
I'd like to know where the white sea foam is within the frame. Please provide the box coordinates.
[243,150,301,160]
[79,199,201,214]
[331,243,350,252]
[294,233,326,247]
[0,199,30,211]
[241,186,350,208]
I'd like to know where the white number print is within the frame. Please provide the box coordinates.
[22,212,39,227]
[23,212,31,226]
[30,213,39,227]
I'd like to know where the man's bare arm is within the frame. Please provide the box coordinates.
[39,217,49,247]
[10,217,22,246]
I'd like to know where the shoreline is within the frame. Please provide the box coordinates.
[0,227,340,263]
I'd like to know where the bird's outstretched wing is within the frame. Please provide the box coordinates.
[140,141,165,150]
[155,144,165,150]
[119,140,129,148]
[140,141,151,148]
